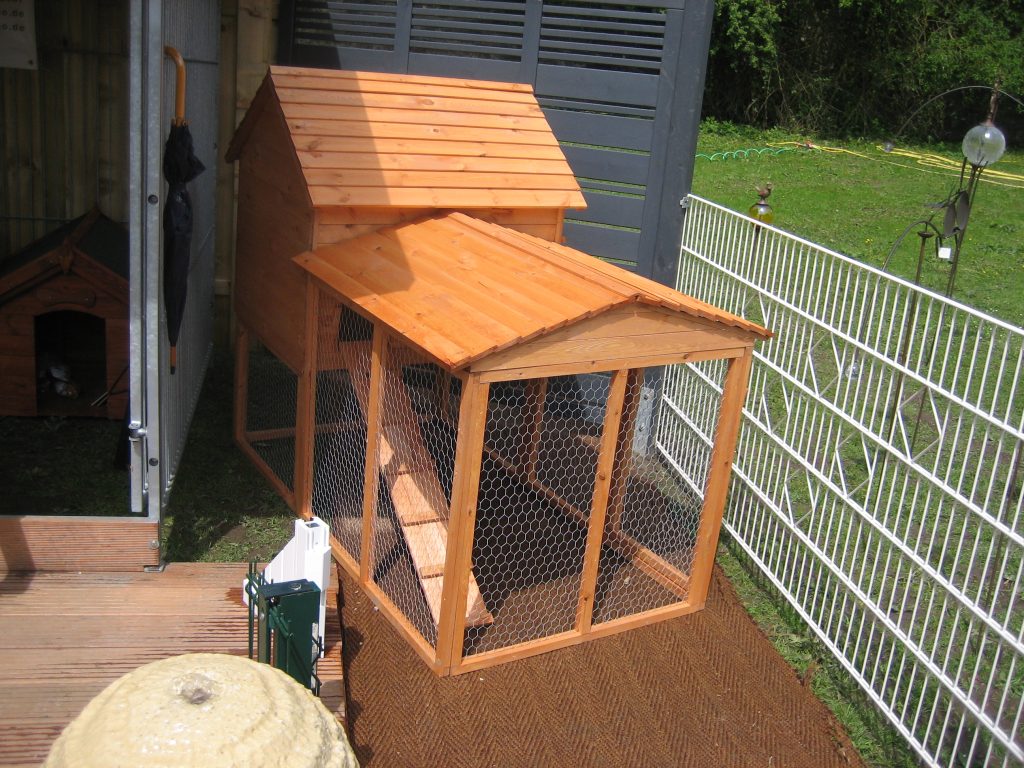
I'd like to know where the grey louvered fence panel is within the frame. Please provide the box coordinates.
[277,0,712,285]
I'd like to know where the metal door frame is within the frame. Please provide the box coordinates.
[128,0,163,523]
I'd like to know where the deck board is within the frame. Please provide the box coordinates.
[0,563,345,768]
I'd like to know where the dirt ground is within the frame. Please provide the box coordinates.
[338,566,866,768]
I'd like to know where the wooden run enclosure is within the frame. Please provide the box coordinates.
[228,66,771,675]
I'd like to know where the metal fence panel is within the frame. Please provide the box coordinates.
[665,195,1024,768]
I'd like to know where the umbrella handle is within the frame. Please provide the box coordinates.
[164,45,186,126]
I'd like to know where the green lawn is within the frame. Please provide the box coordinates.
[161,352,294,563]
[691,121,1024,326]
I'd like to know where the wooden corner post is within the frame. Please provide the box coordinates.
[233,323,250,449]
[576,368,630,634]
[359,325,387,583]
[687,348,754,606]
[294,278,321,519]
[436,374,490,674]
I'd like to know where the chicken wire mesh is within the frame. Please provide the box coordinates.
[593,363,724,624]
[242,335,298,494]
[310,301,372,562]
[366,335,463,649]
[463,374,604,656]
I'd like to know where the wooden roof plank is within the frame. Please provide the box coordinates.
[452,213,772,338]
[270,65,536,96]
[273,86,544,118]
[339,235,524,356]
[302,168,583,191]
[296,151,576,175]
[292,137,570,160]
[309,186,586,210]
[230,66,585,213]
[280,102,553,133]
[409,225,599,328]
[286,118,562,147]
[377,227,554,339]
[270,73,539,105]
[295,254,468,368]
[424,215,624,312]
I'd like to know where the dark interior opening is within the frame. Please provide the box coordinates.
[35,310,108,417]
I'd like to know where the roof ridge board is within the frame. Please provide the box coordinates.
[426,215,621,313]
[381,220,570,336]
[269,65,536,95]
[315,236,517,361]
[295,251,467,369]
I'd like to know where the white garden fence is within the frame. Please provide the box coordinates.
[662,194,1023,767]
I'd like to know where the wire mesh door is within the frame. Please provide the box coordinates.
[465,374,600,657]
[445,362,732,672]
[593,363,726,625]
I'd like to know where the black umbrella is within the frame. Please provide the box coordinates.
[162,46,205,373]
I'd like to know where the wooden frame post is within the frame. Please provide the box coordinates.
[436,374,490,674]
[293,278,320,519]
[522,377,548,483]
[687,348,754,606]
[359,325,387,583]
[576,369,629,633]
[233,323,250,449]
[605,368,645,535]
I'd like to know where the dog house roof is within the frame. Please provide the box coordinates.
[226,66,586,210]
[0,209,128,306]
[294,212,771,371]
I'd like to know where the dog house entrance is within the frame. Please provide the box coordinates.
[35,311,108,418]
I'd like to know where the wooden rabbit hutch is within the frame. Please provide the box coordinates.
[228,66,770,676]
[0,209,129,420]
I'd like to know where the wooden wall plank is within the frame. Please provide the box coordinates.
[233,101,314,372]
[0,518,159,572]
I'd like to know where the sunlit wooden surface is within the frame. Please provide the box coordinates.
[0,562,344,767]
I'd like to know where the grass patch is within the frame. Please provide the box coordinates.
[161,351,294,562]
[692,121,1024,325]
[0,414,127,515]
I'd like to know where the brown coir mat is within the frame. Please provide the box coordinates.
[338,566,865,768]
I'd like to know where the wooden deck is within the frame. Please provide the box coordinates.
[0,563,345,768]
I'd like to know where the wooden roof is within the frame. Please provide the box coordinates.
[0,208,128,307]
[293,212,770,371]
[227,66,586,211]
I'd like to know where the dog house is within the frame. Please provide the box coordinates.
[0,209,128,420]
[228,66,771,676]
